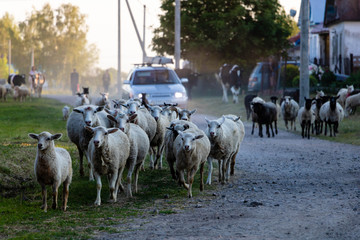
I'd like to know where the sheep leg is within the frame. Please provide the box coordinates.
[178,170,189,190]
[94,172,102,206]
[188,168,197,198]
[266,124,270,138]
[285,120,289,130]
[149,148,155,170]
[51,183,59,210]
[85,152,94,181]
[126,156,136,198]
[225,157,231,182]
[274,120,278,135]
[167,157,177,180]
[301,120,305,138]
[230,150,238,176]
[251,122,255,135]
[221,158,226,184]
[206,157,213,185]
[63,179,70,211]
[108,169,119,203]
[329,122,333,137]
[134,163,142,194]
[324,121,328,136]
[307,121,311,139]
[41,185,48,212]
[218,159,222,183]
[77,146,84,177]
[200,162,205,191]
[115,166,125,199]
[269,123,274,137]
[258,124,263,138]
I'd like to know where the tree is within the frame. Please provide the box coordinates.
[152,0,294,73]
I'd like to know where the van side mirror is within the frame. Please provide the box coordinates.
[181,78,188,83]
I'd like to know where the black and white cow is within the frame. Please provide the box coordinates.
[216,64,241,103]
[8,74,26,87]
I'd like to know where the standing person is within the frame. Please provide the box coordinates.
[70,68,79,95]
[29,66,38,94]
[269,57,278,94]
[102,69,111,92]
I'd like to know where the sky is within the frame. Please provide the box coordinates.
[0,0,301,73]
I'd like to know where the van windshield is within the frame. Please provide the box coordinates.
[133,70,179,85]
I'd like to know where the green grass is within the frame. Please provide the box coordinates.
[0,97,216,239]
[1,92,359,239]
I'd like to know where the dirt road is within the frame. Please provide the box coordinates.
[47,95,360,239]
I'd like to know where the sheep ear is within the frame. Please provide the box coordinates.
[85,126,94,133]
[128,114,137,122]
[104,108,112,114]
[96,106,104,112]
[107,115,117,123]
[219,116,226,125]
[166,126,173,131]
[28,133,38,140]
[189,109,196,115]
[73,107,83,113]
[233,116,241,122]
[336,95,340,100]
[195,135,204,140]
[205,117,210,124]
[51,133,62,140]
[177,130,184,137]
[183,124,190,130]
[107,128,118,134]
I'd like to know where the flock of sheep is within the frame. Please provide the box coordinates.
[245,84,359,139]
[0,82,31,102]
[28,92,245,212]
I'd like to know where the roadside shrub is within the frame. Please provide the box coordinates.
[344,71,360,88]
[281,64,300,87]
[292,75,318,87]
[320,69,336,86]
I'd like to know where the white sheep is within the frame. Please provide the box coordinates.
[165,120,199,180]
[28,132,72,212]
[345,92,360,116]
[107,112,150,197]
[320,96,344,137]
[62,105,70,120]
[311,98,324,135]
[86,126,130,205]
[93,92,110,109]
[162,105,178,122]
[337,85,354,108]
[112,99,127,112]
[13,85,30,102]
[173,129,210,198]
[74,93,90,107]
[270,96,281,119]
[122,99,157,142]
[281,96,299,131]
[147,105,171,169]
[298,98,315,139]
[66,105,112,180]
[205,115,245,185]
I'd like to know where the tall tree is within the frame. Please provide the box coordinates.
[152,0,294,72]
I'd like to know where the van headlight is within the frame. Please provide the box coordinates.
[138,93,143,98]
[175,92,184,98]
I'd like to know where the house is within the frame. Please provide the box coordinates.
[324,0,360,74]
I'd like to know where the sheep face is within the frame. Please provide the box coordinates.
[28,132,62,151]
[149,106,163,121]
[329,96,340,111]
[113,99,127,110]
[167,122,190,138]
[205,116,225,139]
[124,99,141,115]
[347,85,354,93]
[316,90,325,98]
[85,126,118,148]
[107,112,136,133]
[179,109,196,121]
[270,96,278,104]
[304,97,313,110]
[177,131,204,152]
[73,105,104,126]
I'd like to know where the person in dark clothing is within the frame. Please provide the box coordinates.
[102,69,111,92]
[70,69,79,95]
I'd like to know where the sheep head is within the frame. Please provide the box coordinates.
[28,132,62,151]
[177,131,204,152]
[85,126,118,148]
[73,105,104,126]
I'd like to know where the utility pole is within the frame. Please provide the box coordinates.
[8,39,11,74]
[299,0,310,107]
[142,5,146,63]
[174,0,180,69]
[31,48,34,68]
[118,0,122,97]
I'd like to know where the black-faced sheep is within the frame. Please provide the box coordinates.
[320,96,344,137]
[298,97,315,139]
[251,102,277,138]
